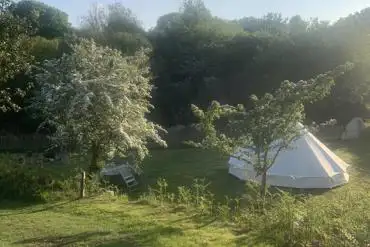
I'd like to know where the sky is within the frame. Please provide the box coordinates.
[41,0,370,29]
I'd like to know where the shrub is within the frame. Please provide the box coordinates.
[0,165,54,202]
[0,154,119,202]
[50,170,120,201]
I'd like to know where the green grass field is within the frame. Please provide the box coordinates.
[140,149,245,200]
[1,128,370,246]
[0,195,241,247]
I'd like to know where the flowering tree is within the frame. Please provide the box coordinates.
[191,63,352,197]
[31,39,166,172]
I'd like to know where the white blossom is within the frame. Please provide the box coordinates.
[30,39,166,167]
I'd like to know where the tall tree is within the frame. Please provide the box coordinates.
[10,0,70,39]
[150,0,245,126]
[79,2,149,55]
[238,13,288,35]
[150,1,355,127]
[306,8,370,124]
[30,39,166,172]
[0,0,33,112]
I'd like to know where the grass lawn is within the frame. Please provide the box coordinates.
[1,127,370,246]
[140,149,245,201]
[0,195,243,247]
[139,127,370,200]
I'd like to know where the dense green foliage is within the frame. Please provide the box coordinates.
[9,0,70,38]
[0,0,34,112]
[0,165,51,201]
[0,0,68,128]
[150,3,370,126]
[1,0,370,133]
[77,2,150,55]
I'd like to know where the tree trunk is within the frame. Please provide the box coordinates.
[260,148,268,199]
[79,171,86,199]
[260,170,267,198]
[90,143,103,173]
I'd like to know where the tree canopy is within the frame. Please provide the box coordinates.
[2,0,370,134]
[78,2,149,55]
[149,1,368,127]
[0,0,34,112]
[30,39,166,171]
[10,0,70,39]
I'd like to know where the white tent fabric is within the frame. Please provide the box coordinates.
[341,117,365,140]
[228,127,349,189]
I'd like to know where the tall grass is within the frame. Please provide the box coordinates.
[140,177,370,246]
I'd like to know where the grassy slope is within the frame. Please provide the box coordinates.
[0,196,242,247]
[0,150,260,247]
[1,128,370,246]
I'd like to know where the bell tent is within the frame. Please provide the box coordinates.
[228,125,349,189]
[341,117,365,141]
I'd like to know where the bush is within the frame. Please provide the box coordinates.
[0,165,54,202]
[0,154,119,202]
[44,169,120,201]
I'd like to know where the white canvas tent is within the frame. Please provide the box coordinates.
[341,117,365,140]
[228,126,349,189]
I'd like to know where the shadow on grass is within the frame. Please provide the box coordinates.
[0,200,39,210]
[232,218,293,247]
[98,225,184,247]
[0,199,77,217]
[13,225,184,247]
[234,232,275,247]
[166,212,218,228]
[14,231,112,246]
